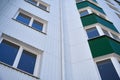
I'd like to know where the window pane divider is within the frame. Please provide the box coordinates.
[29,17,34,27]
[13,47,23,68]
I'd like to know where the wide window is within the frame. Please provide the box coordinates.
[15,10,47,33]
[0,40,19,66]
[80,10,89,17]
[97,59,120,80]
[0,38,41,76]
[86,27,99,39]
[16,13,31,25]
[38,3,47,10]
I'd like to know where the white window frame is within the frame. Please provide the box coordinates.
[86,26,100,39]
[79,7,107,20]
[80,10,90,17]
[13,9,48,34]
[0,34,43,77]
[85,24,120,41]
[94,53,120,79]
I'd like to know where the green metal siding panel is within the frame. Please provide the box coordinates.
[76,1,105,14]
[109,39,120,55]
[89,36,120,58]
[88,36,114,58]
[96,15,118,32]
[81,14,97,26]
[93,0,97,3]
[81,14,119,32]
[77,1,89,9]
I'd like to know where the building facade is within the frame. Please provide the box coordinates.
[0,0,120,80]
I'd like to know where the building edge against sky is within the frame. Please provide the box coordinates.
[0,0,120,80]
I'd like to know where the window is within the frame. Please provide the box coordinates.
[0,40,19,66]
[102,29,110,36]
[80,10,89,17]
[97,59,120,80]
[107,3,120,12]
[27,0,37,5]
[111,33,120,41]
[38,3,47,10]
[25,0,50,12]
[86,27,99,39]
[17,50,36,74]
[16,13,31,25]
[14,9,47,33]
[114,0,120,5]
[32,20,43,32]
[0,36,42,76]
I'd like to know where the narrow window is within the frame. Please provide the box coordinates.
[17,50,36,74]
[97,59,120,80]
[0,40,19,65]
[80,10,89,17]
[32,20,43,32]
[86,27,99,39]
[16,13,31,25]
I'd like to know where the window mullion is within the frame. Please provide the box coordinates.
[96,26,104,36]
[29,17,34,27]
[36,2,39,6]
[108,31,113,38]
[13,46,23,68]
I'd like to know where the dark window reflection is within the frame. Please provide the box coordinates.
[0,40,19,65]
[32,20,43,32]
[80,10,89,17]
[16,13,31,25]
[17,50,36,74]
[97,59,120,80]
[86,27,99,39]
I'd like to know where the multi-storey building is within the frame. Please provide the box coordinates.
[0,0,120,80]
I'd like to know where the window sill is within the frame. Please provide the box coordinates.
[12,18,47,35]
[0,61,40,79]
[24,0,50,13]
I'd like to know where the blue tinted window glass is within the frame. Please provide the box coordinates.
[87,27,99,39]
[16,13,31,25]
[80,10,89,17]
[0,40,19,65]
[97,59,120,80]
[27,0,37,5]
[32,20,43,32]
[17,50,36,74]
